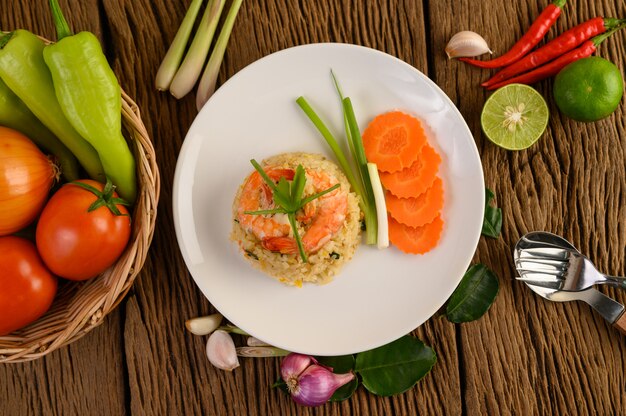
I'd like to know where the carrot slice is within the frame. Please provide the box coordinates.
[386,177,443,228]
[379,144,441,198]
[388,214,444,255]
[363,111,427,173]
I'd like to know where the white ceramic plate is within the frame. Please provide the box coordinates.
[173,43,484,356]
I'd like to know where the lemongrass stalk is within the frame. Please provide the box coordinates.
[219,324,249,336]
[169,0,225,98]
[367,163,389,249]
[236,346,290,358]
[155,0,204,91]
[196,0,243,110]
[247,336,270,347]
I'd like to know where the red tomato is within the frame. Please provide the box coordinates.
[36,180,132,281]
[0,236,58,335]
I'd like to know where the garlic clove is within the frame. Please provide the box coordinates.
[288,365,355,407]
[206,330,240,371]
[185,313,223,336]
[445,31,492,59]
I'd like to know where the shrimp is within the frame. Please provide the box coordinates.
[237,168,294,240]
[262,170,348,255]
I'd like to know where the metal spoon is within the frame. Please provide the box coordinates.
[514,232,626,291]
[514,232,626,334]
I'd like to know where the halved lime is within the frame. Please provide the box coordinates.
[481,84,549,150]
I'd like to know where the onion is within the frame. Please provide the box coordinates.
[0,126,57,235]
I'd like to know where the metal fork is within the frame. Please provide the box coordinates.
[515,246,626,291]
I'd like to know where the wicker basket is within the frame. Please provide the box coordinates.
[0,90,160,363]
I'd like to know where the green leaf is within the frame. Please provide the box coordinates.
[316,355,358,402]
[446,264,499,323]
[355,335,436,396]
[481,188,502,238]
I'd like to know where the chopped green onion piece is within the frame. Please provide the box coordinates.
[155,0,204,91]
[342,98,374,203]
[367,163,388,249]
[170,0,226,99]
[300,183,340,206]
[196,0,244,110]
[287,213,307,263]
[295,97,364,199]
[296,90,378,245]
[330,70,359,173]
[342,97,377,245]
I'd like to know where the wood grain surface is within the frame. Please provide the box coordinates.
[1,0,625,415]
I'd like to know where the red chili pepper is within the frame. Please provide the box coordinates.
[485,27,622,90]
[460,0,567,69]
[483,18,625,88]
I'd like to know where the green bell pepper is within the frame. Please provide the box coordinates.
[0,30,104,181]
[0,76,79,180]
[44,0,137,203]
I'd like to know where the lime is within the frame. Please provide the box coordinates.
[480,84,549,150]
[553,57,624,122]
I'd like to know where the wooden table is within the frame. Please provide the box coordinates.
[2,0,625,414]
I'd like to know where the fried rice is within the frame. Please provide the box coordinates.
[230,152,361,286]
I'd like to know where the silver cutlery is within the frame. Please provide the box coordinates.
[514,232,626,291]
[514,231,626,335]
[523,282,626,334]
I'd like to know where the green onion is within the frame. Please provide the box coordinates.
[342,96,377,244]
[295,97,364,198]
[296,74,379,245]
[196,0,243,110]
[367,163,388,249]
[244,160,338,263]
[169,0,225,98]
[155,0,204,91]
[330,70,358,170]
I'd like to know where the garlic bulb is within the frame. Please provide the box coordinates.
[206,330,240,371]
[445,31,492,59]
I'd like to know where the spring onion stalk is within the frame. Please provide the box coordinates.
[367,163,389,249]
[295,98,364,198]
[196,0,243,110]
[330,71,358,168]
[169,0,225,98]
[343,97,378,245]
[296,96,377,245]
[155,0,204,91]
